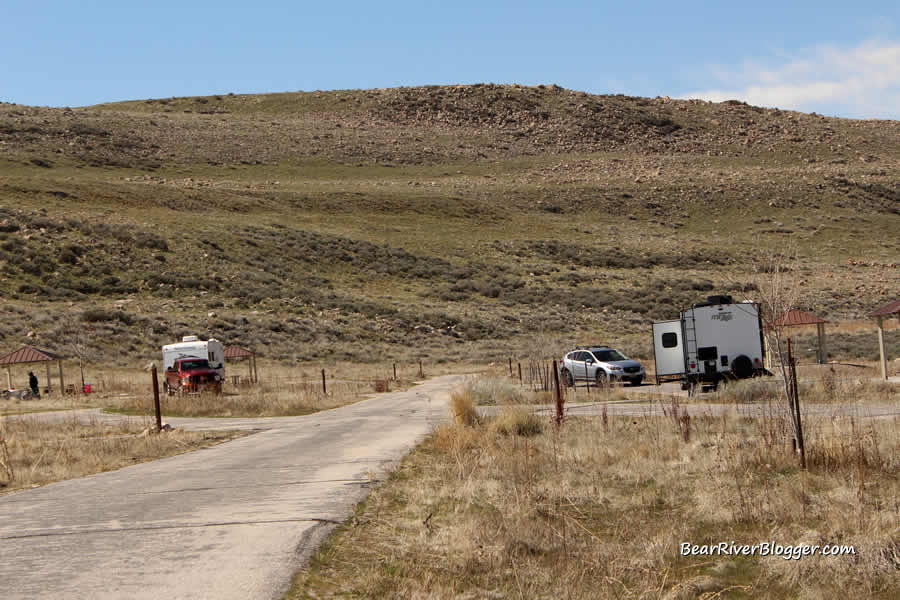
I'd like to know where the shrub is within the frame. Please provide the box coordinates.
[488,407,543,437]
[468,377,525,405]
[713,378,783,403]
[72,280,100,294]
[133,232,169,251]
[450,389,478,426]
[57,245,83,265]
[20,261,43,276]
[17,283,43,295]
[80,309,136,325]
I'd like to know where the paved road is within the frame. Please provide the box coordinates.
[0,374,468,600]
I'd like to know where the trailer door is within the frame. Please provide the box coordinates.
[652,320,685,382]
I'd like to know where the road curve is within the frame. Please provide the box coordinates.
[0,374,469,600]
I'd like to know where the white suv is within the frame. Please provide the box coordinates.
[560,346,645,387]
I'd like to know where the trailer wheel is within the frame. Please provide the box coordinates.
[562,369,574,388]
[731,355,753,379]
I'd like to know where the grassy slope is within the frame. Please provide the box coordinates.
[0,85,898,365]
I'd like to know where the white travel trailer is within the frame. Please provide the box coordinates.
[162,336,225,379]
[652,295,767,389]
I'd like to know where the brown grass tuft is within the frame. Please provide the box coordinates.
[488,407,544,437]
[449,389,478,426]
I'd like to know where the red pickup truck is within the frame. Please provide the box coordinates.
[163,357,223,395]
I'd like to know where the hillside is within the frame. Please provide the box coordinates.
[0,84,898,365]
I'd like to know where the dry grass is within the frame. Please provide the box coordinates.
[0,391,96,416]
[704,369,899,405]
[467,376,529,405]
[289,382,900,599]
[488,406,544,437]
[0,414,244,494]
[471,374,633,406]
[2,361,462,418]
[108,377,367,418]
[449,389,479,427]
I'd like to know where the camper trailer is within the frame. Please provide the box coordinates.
[162,336,225,377]
[652,295,766,390]
[161,336,225,394]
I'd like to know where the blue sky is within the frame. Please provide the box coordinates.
[3,1,899,119]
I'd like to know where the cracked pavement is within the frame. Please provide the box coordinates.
[0,374,467,600]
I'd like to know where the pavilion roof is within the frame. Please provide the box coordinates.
[0,345,65,366]
[769,309,827,328]
[224,345,255,359]
[870,299,900,318]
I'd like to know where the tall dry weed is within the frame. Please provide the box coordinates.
[449,389,478,426]
[488,407,543,437]
[467,377,526,405]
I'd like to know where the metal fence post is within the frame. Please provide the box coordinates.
[553,361,563,426]
[151,365,162,431]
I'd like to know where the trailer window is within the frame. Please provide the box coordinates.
[697,346,718,361]
[661,332,678,348]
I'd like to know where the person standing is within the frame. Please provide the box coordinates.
[28,371,40,398]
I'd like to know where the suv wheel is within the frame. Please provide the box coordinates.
[595,371,609,386]
[629,377,643,387]
[562,369,574,388]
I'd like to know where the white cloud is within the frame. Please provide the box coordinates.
[681,39,900,119]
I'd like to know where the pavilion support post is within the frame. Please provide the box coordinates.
[876,316,887,380]
[816,323,827,365]
[58,360,65,393]
[247,358,253,384]
[5,366,11,390]
[253,356,259,383]
[46,362,52,395]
